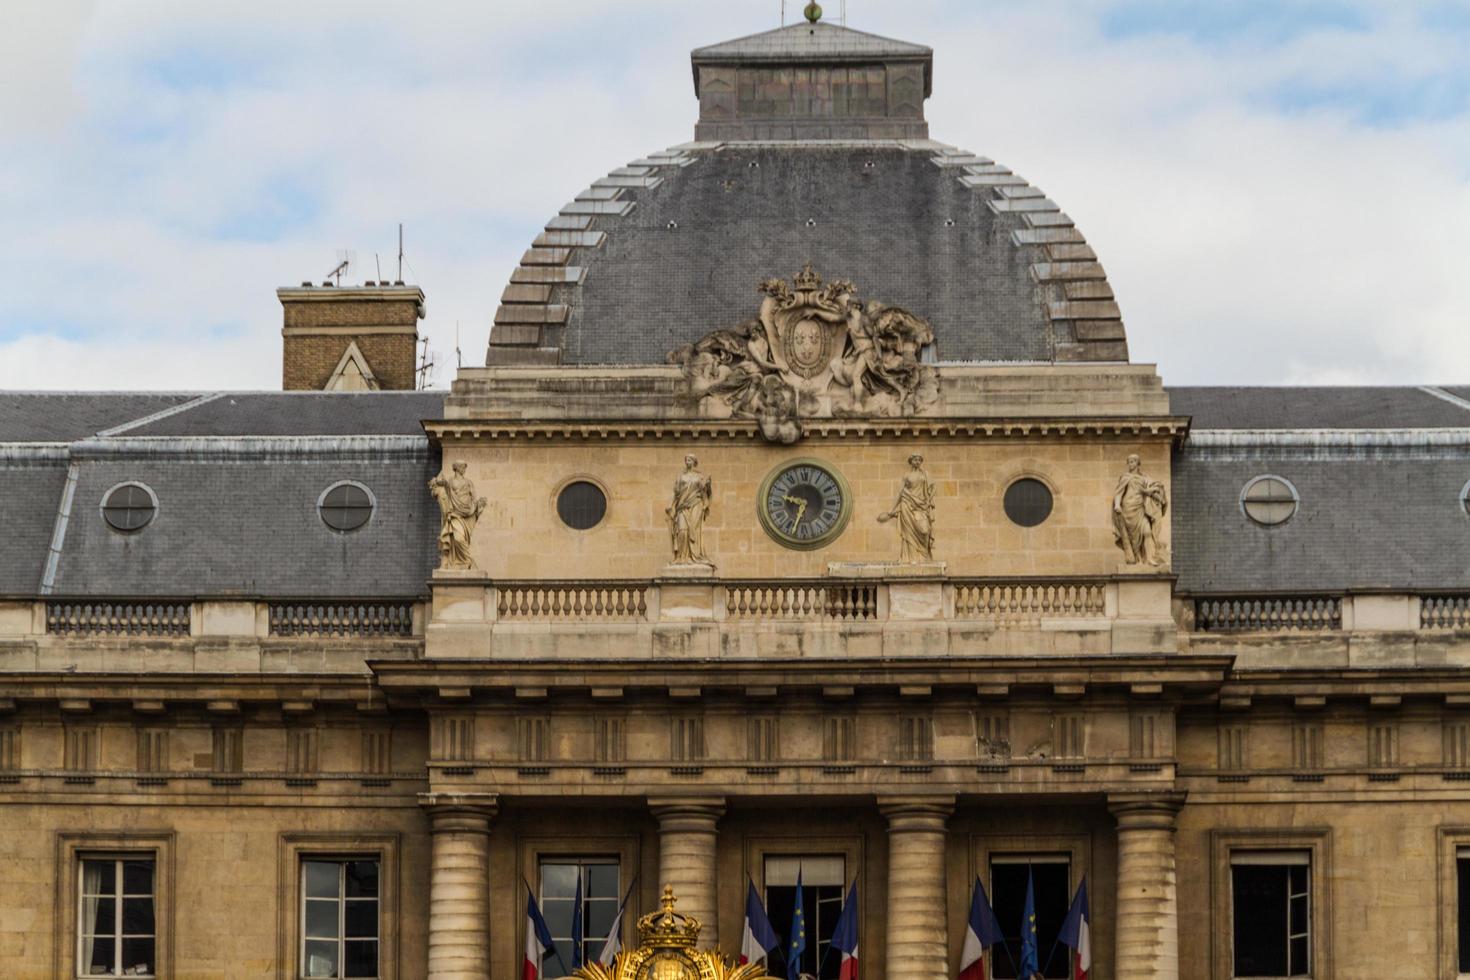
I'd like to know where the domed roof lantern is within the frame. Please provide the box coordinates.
[690,13,933,141]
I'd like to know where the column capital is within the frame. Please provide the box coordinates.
[1108,791,1186,829]
[420,791,498,835]
[878,795,955,831]
[647,796,726,824]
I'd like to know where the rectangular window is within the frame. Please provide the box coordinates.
[301,859,380,979]
[1458,848,1470,974]
[988,854,1071,980]
[763,855,846,980]
[77,857,155,978]
[1230,851,1309,978]
[539,859,620,977]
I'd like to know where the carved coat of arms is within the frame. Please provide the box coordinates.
[668,265,940,443]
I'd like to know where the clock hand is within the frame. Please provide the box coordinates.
[782,494,808,525]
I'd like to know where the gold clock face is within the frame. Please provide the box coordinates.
[758,459,852,550]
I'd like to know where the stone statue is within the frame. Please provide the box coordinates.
[668,265,939,443]
[877,453,936,562]
[428,460,487,570]
[666,455,714,567]
[1112,453,1168,566]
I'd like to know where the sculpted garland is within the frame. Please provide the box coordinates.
[669,265,940,443]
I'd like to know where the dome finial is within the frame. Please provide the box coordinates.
[804,2,823,23]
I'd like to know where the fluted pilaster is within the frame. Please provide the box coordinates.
[422,793,497,980]
[880,796,955,980]
[649,797,726,950]
[1109,793,1185,980]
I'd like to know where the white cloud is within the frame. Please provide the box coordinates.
[0,0,1466,389]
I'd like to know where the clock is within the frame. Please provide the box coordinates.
[757,459,852,550]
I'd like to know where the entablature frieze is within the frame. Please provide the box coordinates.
[424,415,1191,445]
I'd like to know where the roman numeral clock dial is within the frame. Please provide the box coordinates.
[757,459,853,550]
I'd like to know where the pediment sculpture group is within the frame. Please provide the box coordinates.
[668,264,940,444]
[429,455,1167,570]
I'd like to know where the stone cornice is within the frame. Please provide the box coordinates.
[425,416,1191,444]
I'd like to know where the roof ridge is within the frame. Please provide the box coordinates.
[691,20,932,58]
[94,391,226,437]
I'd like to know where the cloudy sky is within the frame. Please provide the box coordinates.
[2,0,1467,390]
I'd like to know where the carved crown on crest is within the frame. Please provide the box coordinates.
[637,886,702,949]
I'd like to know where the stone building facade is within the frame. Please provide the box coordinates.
[3,12,1470,980]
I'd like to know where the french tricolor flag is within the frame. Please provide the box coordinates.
[739,879,781,967]
[830,881,859,980]
[1057,877,1092,980]
[958,877,1004,980]
[524,887,559,980]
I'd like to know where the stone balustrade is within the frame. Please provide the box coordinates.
[0,599,426,641]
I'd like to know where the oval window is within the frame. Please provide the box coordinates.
[319,482,374,532]
[102,483,157,532]
[1003,478,1053,528]
[1241,476,1298,526]
[557,481,607,530]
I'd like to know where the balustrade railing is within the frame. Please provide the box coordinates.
[953,580,1107,624]
[1193,595,1342,632]
[496,583,649,621]
[724,582,880,621]
[1422,595,1470,630]
[268,601,415,637]
[45,601,191,637]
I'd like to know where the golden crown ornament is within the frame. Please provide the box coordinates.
[574,886,772,980]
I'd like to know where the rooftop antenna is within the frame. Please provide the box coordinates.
[456,322,463,369]
[842,0,847,25]
[781,1,785,25]
[397,223,404,283]
[325,249,355,286]
[416,336,438,390]
[374,253,382,283]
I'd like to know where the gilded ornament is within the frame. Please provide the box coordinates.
[668,265,940,443]
[575,886,770,980]
[428,460,486,570]
[1112,453,1168,566]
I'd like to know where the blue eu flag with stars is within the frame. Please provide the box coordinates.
[787,868,807,980]
[1019,868,1040,978]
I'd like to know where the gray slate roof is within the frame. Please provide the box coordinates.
[0,392,445,598]
[691,20,931,63]
[1171,385,1470,593]
[554,145,1056,365]
[1169,386,1470,429]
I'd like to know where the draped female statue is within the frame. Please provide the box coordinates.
[1112,453,1168,566]
[429,460,487,570]
[877,453,936,562]
[666,455,714,567]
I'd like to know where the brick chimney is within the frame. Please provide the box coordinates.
[278,282,426,391]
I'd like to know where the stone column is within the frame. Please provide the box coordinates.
[421,793,498,980]
[879,796,955,980]
[1109,793,1186,980]
[648,797,725,950]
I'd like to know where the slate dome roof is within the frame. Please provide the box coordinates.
[487,20,1126,368]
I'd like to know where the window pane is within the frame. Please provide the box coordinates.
[541,863,577,898]
[83,859,116,896]
[764,855,845,887]
[93,898,117,936]
[542,898,573,938]
[586,900,617,941]
[122,860,154,896]
[988,860,1071,980]
[345,861,379,899]
[305,861,340,899]
[122,897,155,936]
[305,898,341,939]
[763,883,844,980]
[303,939,339,978]
[1458,857,1470,972]
[83,938,116,975]
[1232,865,1288,977]
[586,863,619,898]
[548,939,575,978]
[344,939,378,978]
[344,900,378,939]
[120,935,154,975]
[1289,935,1309,976]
